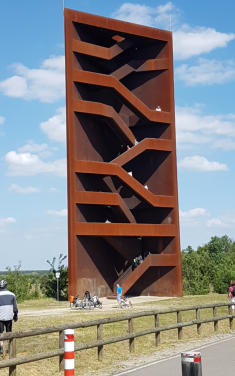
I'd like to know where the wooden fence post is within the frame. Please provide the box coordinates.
[128,318,134,353]
[9,338,16,376]
[97,324,103,361]
[177,311,183,340]
[196,308,201,335]
[59,330,64,371]
[154,313,160,346]
[228,304,233,330]
[213,306,218,333]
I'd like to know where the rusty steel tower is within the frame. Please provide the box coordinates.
[64,8,182,298]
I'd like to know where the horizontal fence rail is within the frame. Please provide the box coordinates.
[0,302,234,375]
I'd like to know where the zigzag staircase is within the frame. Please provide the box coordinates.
[64,9,182,298]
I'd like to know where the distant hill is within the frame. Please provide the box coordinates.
[0,270,49,275]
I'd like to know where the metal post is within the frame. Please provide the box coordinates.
[181,351,202,376]
[55,271,60,301]
[57,278,59,301]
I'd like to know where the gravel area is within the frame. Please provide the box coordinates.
[19,296,173,316]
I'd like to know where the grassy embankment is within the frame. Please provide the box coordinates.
[0,294,233,376]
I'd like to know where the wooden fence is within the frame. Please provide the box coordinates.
[0,301,234,375]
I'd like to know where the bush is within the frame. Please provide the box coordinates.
[0,264,41,302]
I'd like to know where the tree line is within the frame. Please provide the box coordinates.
[182,235,235,295]
[0,256,68,302]
[1,235,234,301]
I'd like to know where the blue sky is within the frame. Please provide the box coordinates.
[1,0,235,270]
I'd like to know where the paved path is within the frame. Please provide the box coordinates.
[114,335,235,376]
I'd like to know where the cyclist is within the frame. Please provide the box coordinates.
[0,280,18,354]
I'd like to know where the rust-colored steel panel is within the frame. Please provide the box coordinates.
[64,8,182,298]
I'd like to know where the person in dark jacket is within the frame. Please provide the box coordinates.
[0,280,18,354]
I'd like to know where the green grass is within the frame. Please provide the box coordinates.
[0,294,233,376]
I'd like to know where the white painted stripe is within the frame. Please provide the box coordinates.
[64,358,74,369]
[182,357,194,362]
[64,329,74,335]
[64,342,74,352]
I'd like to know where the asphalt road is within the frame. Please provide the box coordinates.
[114,335,235,376]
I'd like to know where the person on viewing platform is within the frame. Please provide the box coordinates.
[0,280,18,355]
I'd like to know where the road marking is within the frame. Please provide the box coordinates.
[114,334,235,375]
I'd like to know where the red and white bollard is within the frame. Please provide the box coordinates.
[181,351,202,376]
[64,329,75,376]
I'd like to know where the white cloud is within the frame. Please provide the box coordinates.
[180,208,208,226]
[176,58,235,85]
[49,187,59,192]
[173,26,235,60]
[5,151,66,177]
[9,184,40,194]
[0,217,16,226]
[112,3,235,60]
[112,2,179,29]
[0,55,65,103]
[176,106,235,149]
[178,155,228,171]
[180,208,207,219]
[176,131,210,145]
[112,3,154,26]
[0,116,5,125]
[207,218,224,227]
[212,139,235,151]
[47,209,67,217]
[207,214,235,228]
[40,107,66,143]
[18,141,55,158]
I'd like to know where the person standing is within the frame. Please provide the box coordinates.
[228,280,235,310]
[116,283,122,307]
[0,280,18,354]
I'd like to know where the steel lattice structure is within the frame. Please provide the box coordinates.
[64,8,182,298]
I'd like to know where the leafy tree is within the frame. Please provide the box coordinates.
[182,247,210,295]
[46,253,67,274]
[181,235,235,295]
[207,235,232,264]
